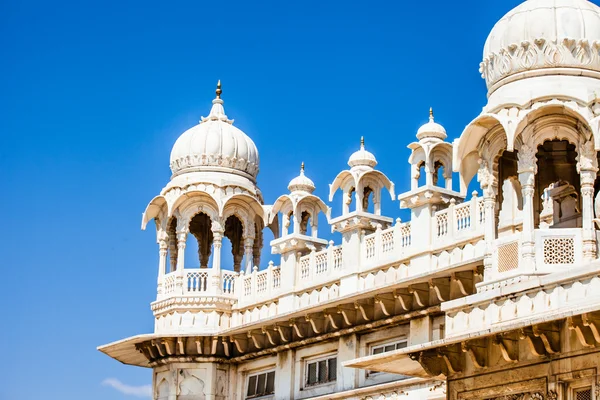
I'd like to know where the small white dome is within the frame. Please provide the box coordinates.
[481,0,600,89]
[416,109,447,141]
[288,163,315,193]
[169,83,260,179]
[348,138,378,168]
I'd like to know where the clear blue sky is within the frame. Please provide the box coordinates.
[0,0,571,398]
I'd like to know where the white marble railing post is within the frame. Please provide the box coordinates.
[374,224,382,262]
[267,263,274,297]
[470,191,479,232]
[327,241,334,274]
[235,270,244,299]
[578,140,598,261]
[448,198,456,240]
[392,218,402,251]
[251,266,258,298]
[518,145,537,271]
[431,205,438,243]
[175,231,187,294]
[309,247,316,280]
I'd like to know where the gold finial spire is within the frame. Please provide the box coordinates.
[301,161,305,173]
[360,136,365,148]
[429,107,434,119]
[216,80,222,99]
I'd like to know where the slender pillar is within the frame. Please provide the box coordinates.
[244,237,254,273]
[518,144,537,271]
[211,220,224,292]
[478,159,498,279]
[176,231,187,293]
[157,233,168,296]
[578,140,598,261]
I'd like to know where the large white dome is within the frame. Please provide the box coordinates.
[169,87,259,180]
[480,0,600,91]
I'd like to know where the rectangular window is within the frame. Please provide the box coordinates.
[574,387,592,400]
[305,355,337,387]
[371,340,408,355]
[369,340,407,375]
[246,371,275,399]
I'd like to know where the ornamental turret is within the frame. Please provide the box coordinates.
[329,137,395,233]
[140,82,271,334]
[398,109,463,254]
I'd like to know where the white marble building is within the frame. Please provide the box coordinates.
[99,1,600,399]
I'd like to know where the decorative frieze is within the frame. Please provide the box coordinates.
[480,38,600,89]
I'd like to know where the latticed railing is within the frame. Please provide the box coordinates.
[436,211,449,238]
[256,270,268,294]
[243,275,252,296]
[272,268,281,289]
[222,272,236,294]
[332,247,343,270]
[381,229,394,253]
[315,251,328,274]
[399,222,411,248]
[365,235,376,259]
[187,270,209,292]
[163,274,176,294]
[300,256,310,279]
[159,268,239,298]
[432,195,485,245]
[455,202,471,232]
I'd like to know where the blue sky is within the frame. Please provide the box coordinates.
[0,0,569,398]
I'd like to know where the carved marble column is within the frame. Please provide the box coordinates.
[176,231,187,294]
[578,140,598,261]
[244,237,254,274]
[157,231,168,296]
[282,213,291,236]
[211,220,224,291]
[478,159,498,280]
[518,144,538,270]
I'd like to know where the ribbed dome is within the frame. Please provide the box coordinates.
[348,137,377,169]
[288,163,315,193]
[480,0,600,89]
[169,84,260,179]
[416,109,447,141]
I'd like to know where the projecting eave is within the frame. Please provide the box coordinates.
[345,282,600,377]
[343,347,432,377]
[98,333,156,367]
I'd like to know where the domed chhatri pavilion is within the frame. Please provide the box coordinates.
[99,1,600,399]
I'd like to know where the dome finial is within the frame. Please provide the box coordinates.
[360,136,365,149]
[301,161,305,174]
[429,107,434,121]
[216,80,222,99]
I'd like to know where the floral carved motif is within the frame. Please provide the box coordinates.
[477,159,496,195]
[480,38,600,88]
[517,144,538,174]
[577,140,598,173]
[170,153,259,177]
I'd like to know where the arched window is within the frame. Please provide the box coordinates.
[362,186,374,213]
[417,161,426,187]
[224,215,244,272]
[433,161,445,188]
[188,212,213,269]
[300,211,312,235]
